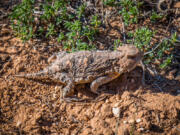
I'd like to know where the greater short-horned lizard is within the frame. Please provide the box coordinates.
[15,45,143,99]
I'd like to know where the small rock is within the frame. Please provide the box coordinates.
[136,118,142,123]
[101,104,112,118]
[52,93,57,99]
[16,120,21,127]
[123,120,127,124]
[138,128,144,132]
[121,91,131,100]
[113,102,121,108]
[130,107,137,113]
[105,99,109,103]
[128,119,135,124]
[115,95,121,100]
[112,107,120,117]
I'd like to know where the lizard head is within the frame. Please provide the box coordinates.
[117,45,143,72]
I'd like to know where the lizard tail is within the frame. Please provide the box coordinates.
[13,69,48,78]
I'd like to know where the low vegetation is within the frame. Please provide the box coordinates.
[9,0,178,69]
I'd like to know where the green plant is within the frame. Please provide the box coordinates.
[90,15,101,30]
[169,32,178,43]
[10,0,100,51]
[10,0,35,41]
[103,0,142,26]
[150,11,164,22]
[127,27,154,64]
[63,15,99,51]
[157,37,174,69]
[127,27,175,69]
[159,54,173,69]
[119,0,142,26]
[103,0,117,6]
[57,32,65,43]
[46,23,56,37]
[129,123,135,135]
[113,39,122,50]
[77,4,86,19]
[133,27,154,50]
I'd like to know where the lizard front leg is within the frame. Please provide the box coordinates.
[90,73,120,94]
[54,72,75,99]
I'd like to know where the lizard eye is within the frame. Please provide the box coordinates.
[127,55,136,59]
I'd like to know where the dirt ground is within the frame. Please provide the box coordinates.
[1,1,180,135]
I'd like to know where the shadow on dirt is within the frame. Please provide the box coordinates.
[4,66,180,100]
[72,66,180,99]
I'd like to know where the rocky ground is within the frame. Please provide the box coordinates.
[0,0,180,135]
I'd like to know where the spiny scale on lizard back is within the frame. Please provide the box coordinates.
[14,45,143,81]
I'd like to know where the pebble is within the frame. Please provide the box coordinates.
[138,128,144,132]
[113,102,121,108]
[136,118,142,123]
[112,107,120,117]
[128,119,135,124]
[123,120,127,124]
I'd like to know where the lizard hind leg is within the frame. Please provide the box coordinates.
[90,73,120,94]
[54,72,75,99]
